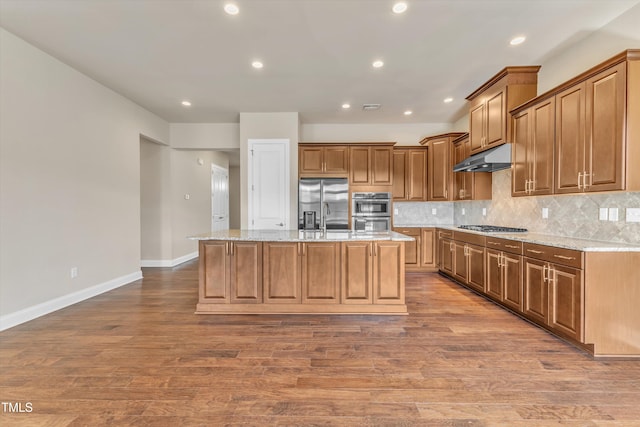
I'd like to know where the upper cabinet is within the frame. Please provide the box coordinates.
[466,66,541,155]
[392,147,427,201]
[420,132,465,201]
[452,133,492,200]
[511,50,640,196]
[299,144,349,177]
[350,144,394,188]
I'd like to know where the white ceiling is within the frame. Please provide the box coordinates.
[1,0,638,124]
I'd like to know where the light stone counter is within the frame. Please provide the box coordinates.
[188,229,414,242]
[435,225,640,252]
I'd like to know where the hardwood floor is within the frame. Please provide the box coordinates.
[1,260,639,426]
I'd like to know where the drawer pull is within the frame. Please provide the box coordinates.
[553,254,575,260]
[487,241,500,246]
[527,249,543,254]
[505,244,519,249]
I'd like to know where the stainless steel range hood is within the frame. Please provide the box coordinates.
[453,143,511,172]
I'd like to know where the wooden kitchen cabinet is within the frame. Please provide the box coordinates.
[350,144,394,187]
[437,229,454,274]
[263,242,301,303]
[512,97,555,196]
[466,66,540,155]
[392,148,427,201]
[450,231,486,294]
[452,133,492,200]
[420,133,465,201]
[300,242,340,303]
[341,241,373,304]
[485,238,523,311]
[199,240,262,304]
[421,228,436,268]
[393,227,436,272]
[299,145,349,177]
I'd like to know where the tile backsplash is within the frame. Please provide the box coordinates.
[394,169,640,244]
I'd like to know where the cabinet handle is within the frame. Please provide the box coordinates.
[583,171,591,189]
[527,249,543,254]
[449,241,454,252]
[497,253,503,267]
[487,241,500,246]
[542,264,548,283]
[547,266,555,284]
[578,172,583,190]
[553,254,575,261]
[505,244,519,249]
[374,244,377,257]
[225,242,230,255]
[229,242,234,256]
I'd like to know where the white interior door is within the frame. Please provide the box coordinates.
[211,164,229,231]
[248,139,290,230]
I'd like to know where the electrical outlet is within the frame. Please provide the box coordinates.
[394,208,399,215]
[599,208,608,221]
[608,207,619,221]
[482,208,487,217]
[626,208,640,223]
[542,207,549,219]
[70,267,78,279]
[461,208,466,216]
[431,208,437,215]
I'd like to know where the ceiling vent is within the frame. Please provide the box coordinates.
[362,104,381,111]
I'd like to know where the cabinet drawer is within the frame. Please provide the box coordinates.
[486,237,523,254]
[394,228,421,237]
[453,231,486,246]
[523,243,583,269]
[437,229,454,239]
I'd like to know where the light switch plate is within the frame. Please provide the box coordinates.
[431,208,437,215]
[482,208,487,217]
[461,208,466,216]
[542,207,549,219]
[626,208,640,223]
[608,207,619,221]
[599,208,608,221]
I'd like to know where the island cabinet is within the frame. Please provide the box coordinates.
[199,241,263,304]
[301,242,341,303]
[392,148,427,201]
[393,227,437,272]
[263,242,302,303]
[420,132,466,201]
[299,144,349,177]
[466,66,540,155]
[452,133,492,201]
[341,241,405,304]
[511,97,555,197]
[485,238,523,311]
[349,144,394,188]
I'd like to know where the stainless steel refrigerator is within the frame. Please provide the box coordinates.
[298,178,349,230]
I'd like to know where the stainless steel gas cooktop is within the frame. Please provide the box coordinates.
[458,225,528,233]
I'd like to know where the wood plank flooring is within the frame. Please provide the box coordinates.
[1,260,640,426]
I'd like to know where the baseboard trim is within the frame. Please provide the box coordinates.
[140,251,198,268]
[0,270,143,331]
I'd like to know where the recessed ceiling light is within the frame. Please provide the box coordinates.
[372,60,384,68]
[342,103,351,109]
[404,110,412,116]
[224,3,239,15]
[443,97,453,103]
[251,60,263,69]
[392,2,408,14]
[510,36,526,46]
[181,100,192,107]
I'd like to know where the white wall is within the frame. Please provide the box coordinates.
[301,123,451,146]
[170,123,239,150]
[239,112,299,228]
[0,29,169,327]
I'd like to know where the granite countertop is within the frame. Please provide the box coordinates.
[434,225,640,252]
[188,229,415,242]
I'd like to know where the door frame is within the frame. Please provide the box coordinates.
[211,163,229,231]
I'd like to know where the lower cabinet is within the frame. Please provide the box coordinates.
[439,237,454,276]
[301,242,341,303]
[263,242,302,303]
[394,227,436,271]
[452,238,485,293]
[486,247,523,311]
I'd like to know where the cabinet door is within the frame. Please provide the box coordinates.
[324,146,349,175]
[420,228,436,268]
[511,109,530,196]
[263,242,301,303]
[301,242,340,303]
[428,137,451,201]
[585,62,626,192]
[392,150,407,200]
[486,89,505,148]
[230,242,262,304]
[371,147,393,185]
[349,147,370,185]
[342,242,372,304]
[373,241,404,303]
[523,258,548,325]
[469,103,485,154]
[549,264,583,341]
[486,249,503,300]
[395,228,420,266]
[440,238,454,275]
[502,253,523,312]
[407,150,427,200]
[299,147,324,175]
[466,244,485,293]
[531,98,555,195]
[453,140,467,200]
[199,241,230,302]
[453,241,468,283]
[555,83,586,193]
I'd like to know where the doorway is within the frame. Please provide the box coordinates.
[211,164,229,231]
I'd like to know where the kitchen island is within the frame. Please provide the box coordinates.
[189,230,413,315]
